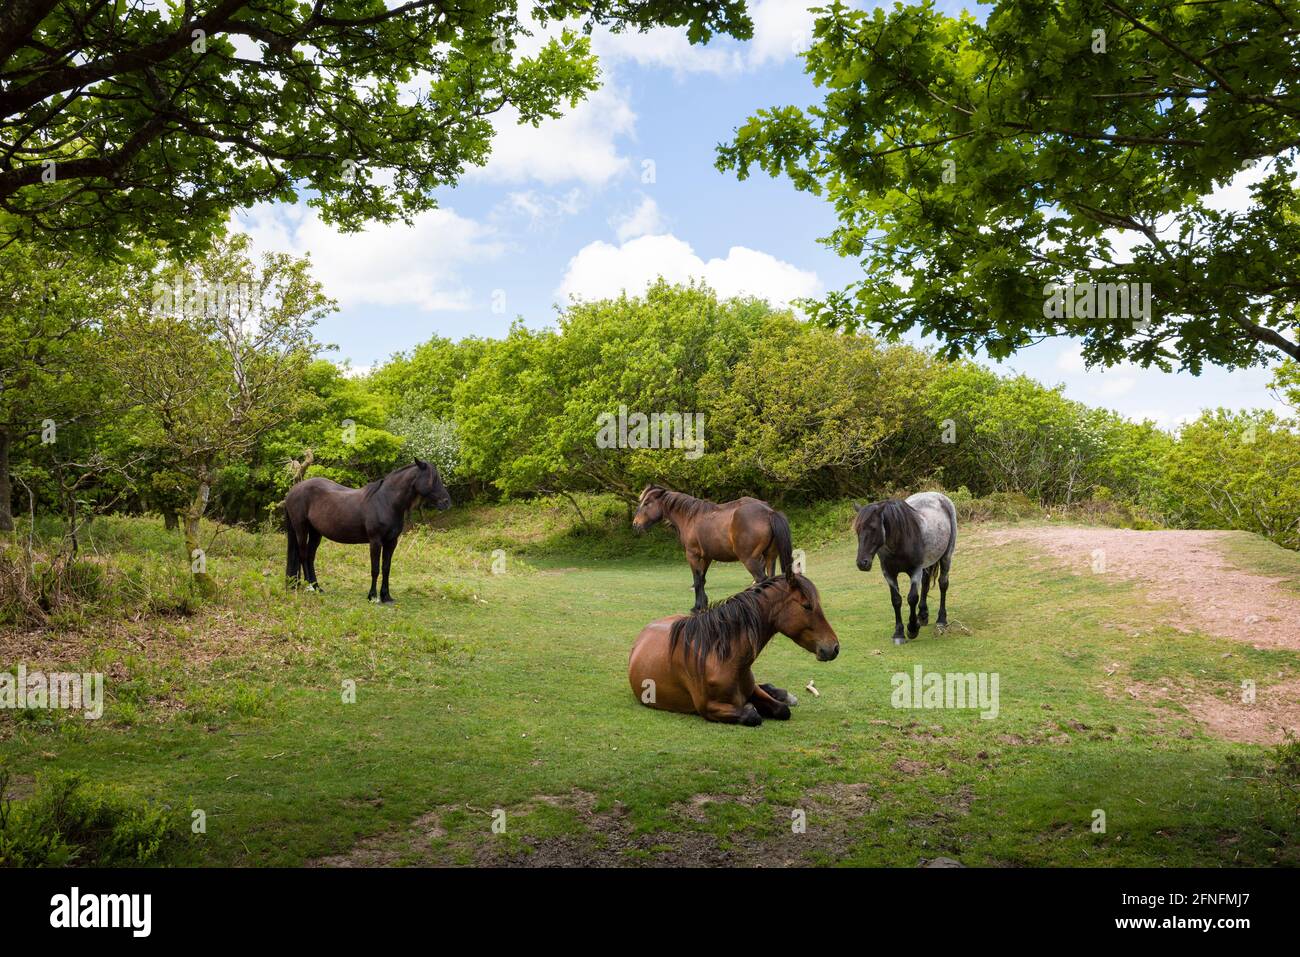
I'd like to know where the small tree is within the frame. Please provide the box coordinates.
[106,234,333,582]
[0,242,129,530]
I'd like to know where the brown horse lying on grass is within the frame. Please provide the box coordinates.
[633,485,795,612]
[627,574,840,726]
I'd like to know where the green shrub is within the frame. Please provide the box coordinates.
[0,767,182,867]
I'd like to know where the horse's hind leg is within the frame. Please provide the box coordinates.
[748,682,791,720]
[305,529,324,592]
[742,554,766,582]
[936,554,951,627]
[759,682,798,707]
[295,525,314,591]
[919,567,932,624]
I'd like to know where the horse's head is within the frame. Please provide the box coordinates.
[773,575,840,662]
[414,459,452,511]
[632,485,666,532]
[852,502,885,571]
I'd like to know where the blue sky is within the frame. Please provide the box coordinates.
[234,0,1287,430]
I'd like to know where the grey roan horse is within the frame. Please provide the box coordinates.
[284,460,451,603]
[852,492,957,644]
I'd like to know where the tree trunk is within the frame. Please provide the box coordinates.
[164,511,178,531]
[0,431,12,532]
[183,476,212,587]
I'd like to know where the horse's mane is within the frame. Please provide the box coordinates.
[361,462,418,501]
[669,576,793,672]
[854,499,921,550]
[648,486,717,520]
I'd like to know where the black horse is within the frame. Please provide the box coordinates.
[284,459,451,603]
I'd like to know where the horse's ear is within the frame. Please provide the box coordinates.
[415,458,428,470]
[851,502,862,513]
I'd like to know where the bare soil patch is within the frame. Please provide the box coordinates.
[988,526,1300,651]
[308,782,891,868]
[992,526,1300,743]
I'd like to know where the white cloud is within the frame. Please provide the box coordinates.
[592,28,743,75]
[1201,161,1272,216]
[589,0,823,75]
[747,0,821,68]
[233,203,506,313]
[556,233,819,307]
[611,195,668,242]
[469,81,636,186]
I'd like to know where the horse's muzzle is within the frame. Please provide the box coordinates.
[857,558,873,572]
[817,644,840,662]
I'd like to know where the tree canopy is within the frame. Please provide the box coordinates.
[718,0,1300,372]
[0,0,750,253]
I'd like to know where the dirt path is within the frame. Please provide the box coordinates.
[987,525,1300,743]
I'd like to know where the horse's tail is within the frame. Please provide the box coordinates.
[769,509,795,580]
[940,492,958,560]
[285,516,301,580]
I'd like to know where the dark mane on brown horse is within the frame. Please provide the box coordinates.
[652,487,717,522]
[668,576,818,674]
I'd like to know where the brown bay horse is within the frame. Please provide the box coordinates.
[284,459,451,603]
[633,485,795,611]
[627,573,840,726]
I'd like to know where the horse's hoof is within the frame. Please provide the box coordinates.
[907,627,920,640]
[380,598,396,606]
[785,692,799,708]
[918,612,929,624]
[773,704,792,720]
[893,636,907,646]
[739,704,762,727]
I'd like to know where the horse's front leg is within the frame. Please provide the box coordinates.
[367,540,381,602]
[906,572,921,640]
[379,536,397,604]
[703,699,762,726]
[885,572,905,644]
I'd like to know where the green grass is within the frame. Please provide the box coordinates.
[2,507,1298,867]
